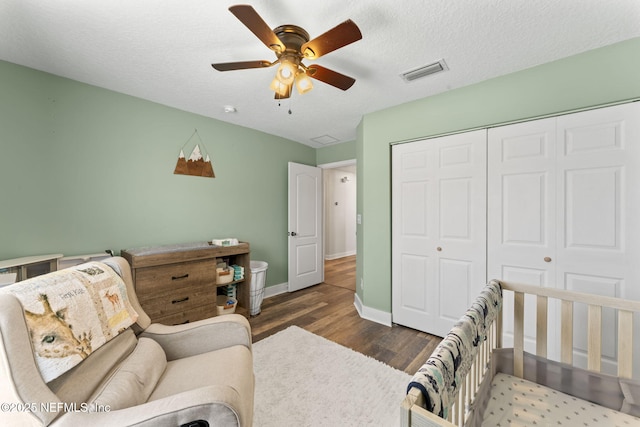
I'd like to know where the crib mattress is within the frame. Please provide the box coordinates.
[482,373,639,427]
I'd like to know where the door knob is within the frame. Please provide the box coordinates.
[544,256,552,263]
[289,231,297,236]
[436,247,442,252]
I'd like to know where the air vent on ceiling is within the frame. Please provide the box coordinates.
[311,134,340,145]
[401,59,448,82]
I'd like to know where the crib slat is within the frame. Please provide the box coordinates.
[561,300,574,365]
[618,310,633,379]
[587,305,602,372]
[458,380,466,425]
[513,291,525,378]
[464,373,475,416]
[536,295,548,358]
[496,306,503,348]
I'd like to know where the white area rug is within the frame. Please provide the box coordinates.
[253,326,411,427]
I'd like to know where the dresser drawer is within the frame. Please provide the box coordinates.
[153,303,217,325]
[138,284,216,319]
[135,259,216,294]
[121,242,251,321]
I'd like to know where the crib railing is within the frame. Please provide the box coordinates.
[402,280,640,427]
[501,281,640,379]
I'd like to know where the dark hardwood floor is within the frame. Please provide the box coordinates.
[249,256,441,375]
[322,255,356,291]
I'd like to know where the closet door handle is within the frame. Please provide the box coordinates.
[544,257,552,263]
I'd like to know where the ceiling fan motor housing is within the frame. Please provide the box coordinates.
[273,25,311,64]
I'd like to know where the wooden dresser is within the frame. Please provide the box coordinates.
[121,242,250,325]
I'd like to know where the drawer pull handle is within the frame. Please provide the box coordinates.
[174,320,190,325]
[171,274,189,280]
[171,297,189,304]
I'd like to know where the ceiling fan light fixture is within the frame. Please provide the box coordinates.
[296,73,313,95]
[276,60,297,85]
[270,77,290,97]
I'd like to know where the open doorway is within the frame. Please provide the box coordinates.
[319,160,356,292]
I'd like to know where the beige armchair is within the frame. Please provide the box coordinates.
[0,257,254,426]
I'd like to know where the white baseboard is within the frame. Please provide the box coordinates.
[324,250,356,261]
[264,282,289,298]
[353,293,392,327]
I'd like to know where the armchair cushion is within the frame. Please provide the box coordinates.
[48,329,137,406]
[140,314,252,361]
[89,337,167,410]
[149,344,254,426]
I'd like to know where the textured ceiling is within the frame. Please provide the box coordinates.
[1,0,639,147]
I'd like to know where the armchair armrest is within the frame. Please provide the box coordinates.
[139,314,251,361]
[51,385,249,427]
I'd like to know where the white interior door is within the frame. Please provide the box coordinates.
[288,162,323,292]
[392,130,487,337]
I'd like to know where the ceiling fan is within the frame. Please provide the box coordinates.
[211,5,362,99]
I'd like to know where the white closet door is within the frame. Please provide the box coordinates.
[489,101,640,374]
[487,117,558,355]
[555,102,640,373]
[392,130,486,337]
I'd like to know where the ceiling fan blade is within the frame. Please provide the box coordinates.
[307,65,356,91]
[211,60,272,71]
[229,5,284,52]
[301,20,362,59]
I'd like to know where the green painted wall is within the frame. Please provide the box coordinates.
[357,37,640,312]
[0,60,316,287]
[315,140,356,165]
[3,37,639,309]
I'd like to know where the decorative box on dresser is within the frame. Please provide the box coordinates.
[121,241,251,325]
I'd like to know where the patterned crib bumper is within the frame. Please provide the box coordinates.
[407,279,502,419]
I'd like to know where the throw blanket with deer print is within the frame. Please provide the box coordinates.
[2,262,138,382]
[407,280,502,420]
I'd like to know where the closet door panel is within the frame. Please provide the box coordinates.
[488,118,559,357]
[490,102,640,371]
[488,117,557,282]
[392,140,438,330]
[392,130,486,337]
[557,104,634,274]
[556,102,640,374]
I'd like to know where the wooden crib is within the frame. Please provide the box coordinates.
[401,280,640,427]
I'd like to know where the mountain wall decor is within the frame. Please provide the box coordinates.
[174,144,215,178]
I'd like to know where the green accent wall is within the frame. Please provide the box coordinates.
[315,140,356,165]
[357,37,640,312]
[0,60,315,287]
